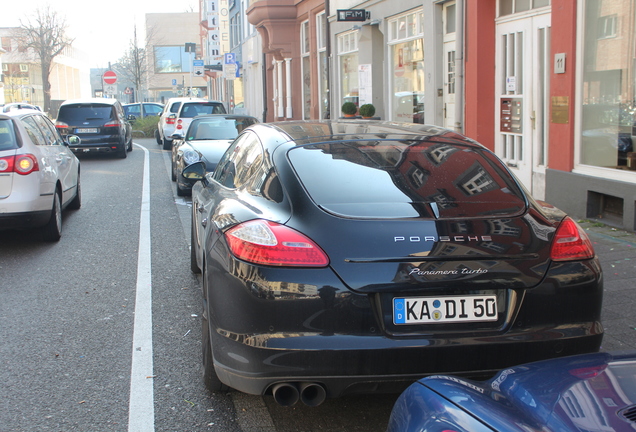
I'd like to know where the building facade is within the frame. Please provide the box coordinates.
[211,0,636,232]
[1,27,89,115]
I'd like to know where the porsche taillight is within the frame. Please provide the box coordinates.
[550,217,595,262]
[225,220,329,267]
[0,154,40,175]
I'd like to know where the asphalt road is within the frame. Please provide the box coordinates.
[1,138,634,432]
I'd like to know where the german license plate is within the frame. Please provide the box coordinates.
[75,128,98,133]
[393,295,498,324]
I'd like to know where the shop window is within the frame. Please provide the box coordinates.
[388,9,425,123]
[338,31,359,110]
[579,1,636,171]
[154,46,192,73]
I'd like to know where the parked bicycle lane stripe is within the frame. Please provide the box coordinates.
[128,144,155,432]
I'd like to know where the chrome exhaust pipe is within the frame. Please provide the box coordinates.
[271,382,299,407]
[299,382,327,407]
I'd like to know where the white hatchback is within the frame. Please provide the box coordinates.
[0,108,81,241]
[156,97,226,150]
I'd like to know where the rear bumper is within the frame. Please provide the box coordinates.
[211,323,603,398]
[0,209,50,229]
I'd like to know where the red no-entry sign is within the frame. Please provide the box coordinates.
[103,70,117,85]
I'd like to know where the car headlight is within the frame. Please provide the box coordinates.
[183,149,201,165]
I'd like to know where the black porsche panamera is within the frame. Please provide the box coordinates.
[184,120,603,407]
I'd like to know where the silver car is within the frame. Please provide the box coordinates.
[0,108,81,241]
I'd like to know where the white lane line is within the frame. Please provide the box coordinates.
[128,144,155,432]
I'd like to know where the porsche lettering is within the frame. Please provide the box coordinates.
[394,235,493,243]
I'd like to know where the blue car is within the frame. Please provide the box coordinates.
[388,351,636,432]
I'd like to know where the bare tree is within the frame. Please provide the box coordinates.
[115,24,161,104]
[19,6,73,113]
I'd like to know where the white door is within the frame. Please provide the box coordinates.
[443,2,456,129]
[495,13,551,199]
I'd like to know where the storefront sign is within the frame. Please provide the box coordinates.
[337,9,370,22]
[551,96,569,124]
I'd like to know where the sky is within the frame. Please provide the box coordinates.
[0,0,198,68]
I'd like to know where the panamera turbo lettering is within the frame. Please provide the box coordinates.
[394,235,492,242]
[409,268,489,276]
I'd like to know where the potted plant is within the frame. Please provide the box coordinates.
[359,103,376,119]
[341,101,358,117]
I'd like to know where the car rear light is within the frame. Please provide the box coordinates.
[225,219,329,267]
[104,121,120,127]
[176,119,183,130]
[550,217,595,262]
[54,121,69,129]
[569,364,607,379]
[166,114,176,125]
[0,154,39,175]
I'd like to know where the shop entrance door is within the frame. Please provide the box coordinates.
[495,12,550,199]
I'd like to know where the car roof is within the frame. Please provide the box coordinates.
[123,102,164,106]
[167,97,224,103]
[250,120,483,149]
[60,98,120,106]
[1,103,41,113]
[191,114,258,121]
[0,108,46,118]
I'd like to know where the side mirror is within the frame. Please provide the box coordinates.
[127,114,137,121]
[172,131,184,140]
[66,135,81,146]
[182,161,207,180]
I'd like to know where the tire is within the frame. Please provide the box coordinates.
[155,129,162,145]
[127,136,133,152]
[42,190,62,242]
[162,137,172,151]
[68,174,81,210]
[190,215,201,274]
[171,161,177,182]
[202,303,228,393]
[118,140,128,159]
[176,181,189,196]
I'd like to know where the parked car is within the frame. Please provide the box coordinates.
[122,102,164,121]
[156,98,226,150]
[1,102,42,113]
[183,120,603,406]
[0,108,81,241]
[55,98,133,158]
[171,114,259,196]
[387,350,636,432]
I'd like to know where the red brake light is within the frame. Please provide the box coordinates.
[569,364,607,379]
[225,220,329,267]
[176,119,183,130]
[166,114,176,124]
[550,217,595,261]
[104,121,120,127]
[54,121,68,129]
[0,154,39,175]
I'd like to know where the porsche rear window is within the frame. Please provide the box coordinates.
[287,141,527,219]
[0,120,18,151]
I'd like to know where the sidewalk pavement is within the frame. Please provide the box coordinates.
[576,219,636,352]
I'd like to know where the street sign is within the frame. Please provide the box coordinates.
[104,84,117,95]
[103,70,117,85]
[224,53,236,64]
[224,63,237,80]
[193,59,205,77]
